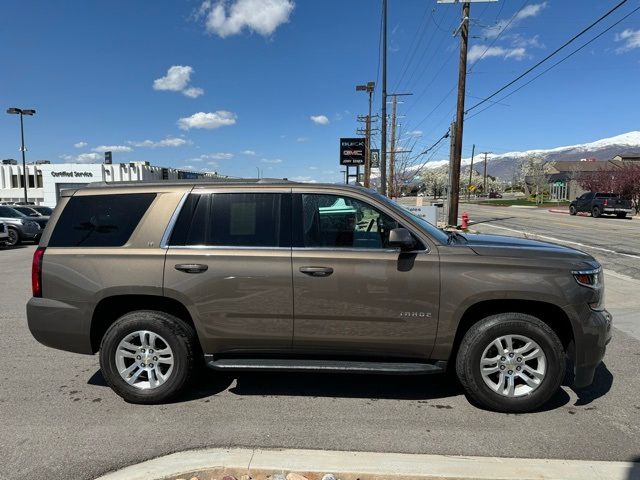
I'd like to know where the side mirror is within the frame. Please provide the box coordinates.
[389,228,416,250]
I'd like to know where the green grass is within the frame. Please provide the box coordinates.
[465,198,571,208]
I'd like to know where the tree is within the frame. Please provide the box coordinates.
[521,156,548,204]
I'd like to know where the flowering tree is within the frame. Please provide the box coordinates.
[579,163,640,213]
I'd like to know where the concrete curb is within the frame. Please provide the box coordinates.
[95,448,640,480]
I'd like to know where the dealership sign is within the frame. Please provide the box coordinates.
[51,171,94,178]
[339,138,366,166]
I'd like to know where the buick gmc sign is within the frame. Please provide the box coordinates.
[339,138,366,166]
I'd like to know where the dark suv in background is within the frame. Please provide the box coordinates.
[27,181,611,412]
[570,192,634,218]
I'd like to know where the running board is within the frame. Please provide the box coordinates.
[205,356,446,375]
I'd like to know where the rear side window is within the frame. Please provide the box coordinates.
[48,193,155,247]
[170,193,289,247]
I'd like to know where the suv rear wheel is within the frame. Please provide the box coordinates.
[456,313,565,413]
[99,310,197,404]
[592,206,601,218]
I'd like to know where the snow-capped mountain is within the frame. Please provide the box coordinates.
[426,131,640,180]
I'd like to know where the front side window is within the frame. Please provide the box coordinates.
[170,193,288,247]
[48,193,156,247]
[0,206,24,218]
[299,194,408,249]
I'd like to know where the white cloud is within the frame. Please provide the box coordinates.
[290,175,317,183]
[202,152,234,160]
[74,141,87,149]
[406,130,423,137]
[153,65,204,98]
[183,87,204,98]
[296,137,310,143]
[615,29,640,53]
[310,114,329,125]
[484,2,547,39]
[261,158,282,164]
[128,137,189,148]
[60,153,103,164]
[309,166,318,170]
[198,0,294,38]
[91,145,133,153]
[241,149,256,155]
[468,45,527,63]
[178,111,237,130]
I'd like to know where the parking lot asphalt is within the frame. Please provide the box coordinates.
[1,244,639,480]
[462,202,640,279]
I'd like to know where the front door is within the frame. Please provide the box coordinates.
[163,189,293,355]
[291,191,440,360]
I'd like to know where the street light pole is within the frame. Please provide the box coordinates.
[7,107,36,204]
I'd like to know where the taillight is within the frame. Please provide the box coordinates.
[603,199,608,206]
[32,247,45,297]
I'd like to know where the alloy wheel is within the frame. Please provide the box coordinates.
[114,330,174,390]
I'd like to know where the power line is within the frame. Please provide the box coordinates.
[466,3,640,121]
[392,4,431,92]
[466,0,630,114]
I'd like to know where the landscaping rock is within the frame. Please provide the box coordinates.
[286,474,309,480]
[321,475,337,480]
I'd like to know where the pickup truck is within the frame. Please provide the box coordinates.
[569,192,634,218]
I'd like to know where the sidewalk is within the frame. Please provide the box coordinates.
[96,447,640,480]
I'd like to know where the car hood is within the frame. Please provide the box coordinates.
[462,233,595,263]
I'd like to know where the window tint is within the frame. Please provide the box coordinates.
[170,193,288,247]
[595,193,618,198]
[299,194,405,249]
[48,193,155,247]
[0,206,24,218]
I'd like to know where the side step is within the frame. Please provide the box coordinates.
[205,356,446,375]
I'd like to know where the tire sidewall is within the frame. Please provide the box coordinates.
[457,314,565,413]
[569,205,577,215]
[592,207,600,218]
[99,311,195,403]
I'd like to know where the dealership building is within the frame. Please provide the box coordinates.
[0,160,219,206]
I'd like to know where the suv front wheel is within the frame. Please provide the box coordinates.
[99,310,197,404]
[456,313,565,413]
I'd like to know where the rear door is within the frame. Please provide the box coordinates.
[576,192,594,212]
[290,189,440,360]
[163,188,293,355]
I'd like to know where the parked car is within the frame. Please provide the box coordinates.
[27,181,611,412]
[489,191,503,199]
[0,222,8,246]
[0,205,41,246]
[570,192,634,218]
[9,206,49,229]
[31,206,54,216]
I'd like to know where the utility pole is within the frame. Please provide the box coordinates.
[481,151,491,193]
[446,121,456,224]
[356,81,376,188]
[447,1,470,226]
[467,143,475,201]
[380,0,388,195]
[389,95,397,198]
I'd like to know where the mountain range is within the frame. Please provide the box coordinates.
[426,131,640,180]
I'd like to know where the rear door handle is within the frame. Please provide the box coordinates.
[175,263,208,274]
[299,266,334,277]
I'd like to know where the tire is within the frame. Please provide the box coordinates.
[455,313,565,413]
[5,228,20,247]
[569,205,577,216]
[617,213,627,219]
[592,206,601,218]
[99,310,198,404]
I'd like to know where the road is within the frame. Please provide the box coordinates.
[1,244,639,480]
[462,202,640,279]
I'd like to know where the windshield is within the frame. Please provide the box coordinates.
[367,190,449,244]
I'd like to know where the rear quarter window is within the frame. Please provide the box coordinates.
[48,193,156,247]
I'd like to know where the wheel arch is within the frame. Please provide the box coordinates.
[90,294,196,353]
[450,299,574,363]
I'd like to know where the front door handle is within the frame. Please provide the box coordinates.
[175,263,208,274]
[299,266,334,277]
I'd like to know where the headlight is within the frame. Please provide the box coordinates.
[572,268,602,289]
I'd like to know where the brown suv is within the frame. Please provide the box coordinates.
[27,181,612,412]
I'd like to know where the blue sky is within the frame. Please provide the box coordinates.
[1,0,639,182]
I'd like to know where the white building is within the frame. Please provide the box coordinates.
[0,161,219,207]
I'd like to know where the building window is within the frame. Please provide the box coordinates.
[11,175,19,188]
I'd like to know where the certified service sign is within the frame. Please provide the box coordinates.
[339,137,366,166]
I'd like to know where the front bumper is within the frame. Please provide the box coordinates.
[573,309,612,388]
[26,297,94,354]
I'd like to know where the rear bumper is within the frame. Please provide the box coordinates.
[26,297,94,355]
[573,309,612,388]
[602,207,634,215]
